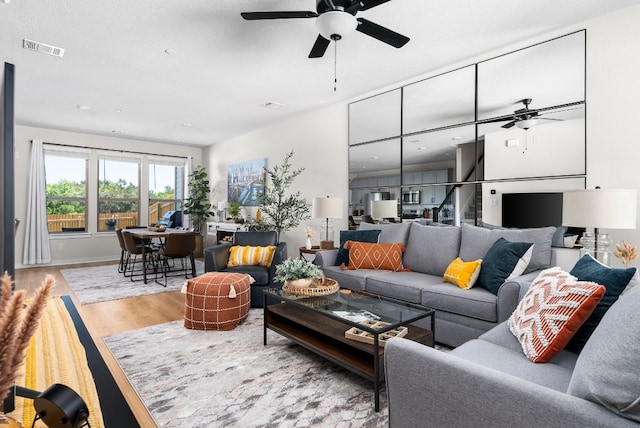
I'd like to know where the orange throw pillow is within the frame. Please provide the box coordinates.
[508,267,605,363]
[342,241,406,272]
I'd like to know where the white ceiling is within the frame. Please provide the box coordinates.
[1,0,639,148]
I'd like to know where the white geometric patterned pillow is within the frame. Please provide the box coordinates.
[508,267,605,363]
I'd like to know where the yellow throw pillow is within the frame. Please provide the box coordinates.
[443,257,483,289]
[227,245,277,268]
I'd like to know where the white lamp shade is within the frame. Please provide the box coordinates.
[372,200,398,219]
[315,11,358,40]
[312,197,343,219]
[563,189,637,229]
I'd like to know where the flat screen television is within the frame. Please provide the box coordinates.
[501,192,564,229]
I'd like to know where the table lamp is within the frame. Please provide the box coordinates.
[371,200,398,223]
[562,187,637,265]
[312,196,343,249]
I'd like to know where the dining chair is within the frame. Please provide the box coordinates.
[115,228,128,273]
[155,232,197,287]
[121,230,158,281]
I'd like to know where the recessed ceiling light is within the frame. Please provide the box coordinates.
[114,108,122,113]
[164,49,176,55]
[417,146,427,150]
[182,122,193,127]
[77,105,90,110]
[410,139,420,143]
[262,102,285,110]
[111,129,128,134]
[452,136,462,140]
[370,156,379,160]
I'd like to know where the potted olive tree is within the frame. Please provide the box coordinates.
[184,165,215,256]
[250,151,309,241]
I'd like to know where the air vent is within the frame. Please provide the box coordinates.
[23,39,65,57]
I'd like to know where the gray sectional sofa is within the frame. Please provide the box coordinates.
[315,222,557,347]
[384,281,640,427]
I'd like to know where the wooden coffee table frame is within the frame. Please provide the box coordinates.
[263,290,434,412]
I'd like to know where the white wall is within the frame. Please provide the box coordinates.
[14,125,203,267]
[205,103,349,253]
[206,4,640,267]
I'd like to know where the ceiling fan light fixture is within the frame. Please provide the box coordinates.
[515,118,538,129]
[316,11,357,40]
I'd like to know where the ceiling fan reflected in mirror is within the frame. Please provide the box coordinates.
[502,98,564,130]
[241,0,410,59]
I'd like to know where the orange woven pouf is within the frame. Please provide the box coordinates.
[183,272,252,331]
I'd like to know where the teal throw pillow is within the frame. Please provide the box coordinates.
[477,237,534,294]
[566,254,637,352]
[335,229,381,266]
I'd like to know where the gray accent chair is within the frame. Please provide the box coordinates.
[384,283,640,427]
[204,231,287,307]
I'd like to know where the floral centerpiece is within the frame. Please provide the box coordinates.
[274,257,322,288]
[304,226,316,250]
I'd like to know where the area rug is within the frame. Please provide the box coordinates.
[104,310,390,428]
[61,260,204,304]
[9,296,106,428]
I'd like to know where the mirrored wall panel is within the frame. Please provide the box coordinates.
[403,66,476,134]
[348,30,586,227]
[349,89,401,145]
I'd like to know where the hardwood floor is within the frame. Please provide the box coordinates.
[15,261,185,427]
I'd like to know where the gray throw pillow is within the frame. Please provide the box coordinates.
[567,284,640,422]
[403,223,461,276]
[359,222,411,247]
[459,224,555,273]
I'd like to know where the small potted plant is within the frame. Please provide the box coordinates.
[274,257,322,288]
[105,216,117,230]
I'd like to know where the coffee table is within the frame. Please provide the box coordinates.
[263,288,434,412]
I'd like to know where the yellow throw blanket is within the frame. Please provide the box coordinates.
[9,296,105,428]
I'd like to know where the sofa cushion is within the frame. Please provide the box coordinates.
[443,257,483,289]
[335,229,381,266]
[459,224,555,273]
[403,223,461,276]
[508,267,605,363]
[227,245,276,268]
[421,282,499,322]
[322,265,372,291]
[566,254,637,353]
[364,271,442,304]
[567,284,640,422]
[478,322,581,370]
[344,241,406,272]
[359,221,411,246]
[477,238,533,294]
[451,339,575,392]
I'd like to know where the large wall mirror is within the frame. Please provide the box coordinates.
[348,30,586,229]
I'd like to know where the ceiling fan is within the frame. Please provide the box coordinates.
[501,98,563,130]
[241,0,410,58]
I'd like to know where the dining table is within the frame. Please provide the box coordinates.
[127,228,196,284]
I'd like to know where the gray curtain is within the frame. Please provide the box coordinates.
[23,139,51,264]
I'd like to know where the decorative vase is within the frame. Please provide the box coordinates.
[0,415,22,428]
[305,237,312,250]
[285,278,312,288]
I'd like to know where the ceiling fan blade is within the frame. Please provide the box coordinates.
[358,0,392,11]
[241,11,318,20]
[345,0,391,13]
[356,18,409,48]
[502,121,516,129]
[309,35,331,58]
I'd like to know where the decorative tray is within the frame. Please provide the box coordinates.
[282,278,339,297]
[345,320,408,348]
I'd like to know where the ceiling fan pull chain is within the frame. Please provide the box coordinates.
[334,40,338,91]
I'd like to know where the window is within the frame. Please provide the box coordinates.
[148,159,185,226]
[98,157,140,231]
[44,151,88,233]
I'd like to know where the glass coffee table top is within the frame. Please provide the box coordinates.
[264,287,433,333]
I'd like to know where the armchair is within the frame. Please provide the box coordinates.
[204,231,287,307]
